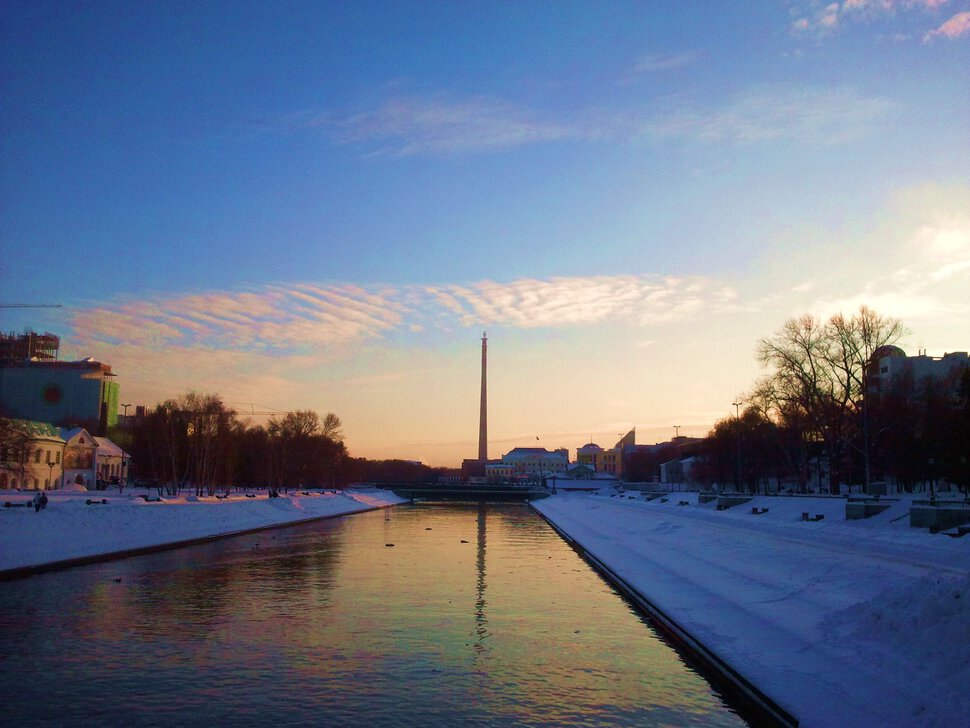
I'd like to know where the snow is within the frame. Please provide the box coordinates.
[0,487,407,573]
[533,490,970,728]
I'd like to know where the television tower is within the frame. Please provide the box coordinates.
[478,332,488,462]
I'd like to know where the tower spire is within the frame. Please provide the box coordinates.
[478,332,488,462]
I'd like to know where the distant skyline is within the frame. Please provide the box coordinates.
[2,1,968,465]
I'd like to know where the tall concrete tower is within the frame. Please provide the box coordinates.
[478,332,488,462]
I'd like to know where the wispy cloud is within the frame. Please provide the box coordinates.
[71,284,407,354]
[67,189,969,382]
[924,10,970,39]
[791,0,958,37]
[424,276,739,328]
[618,50,700,83]
[810,214,970,322]
[313,95,578,156]
[304,83,891,157]
[641,85,893,145]
[70,274,742,358]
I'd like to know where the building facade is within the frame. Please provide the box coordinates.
[870,346,968,393]
[60,427,99,488]
[576,429,637,478]
[94,436,129,485]
[576,442,603,467]
[0,358,119,434]
[496,447,569,479]
[0,419,65,490]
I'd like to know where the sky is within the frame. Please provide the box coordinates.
[2,1,968,466]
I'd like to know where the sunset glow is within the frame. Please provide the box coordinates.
[2,2,967,465]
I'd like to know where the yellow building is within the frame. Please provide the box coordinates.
[576,429,636,478]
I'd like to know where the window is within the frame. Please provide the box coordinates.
[56,451,61,464]
[35,449,41,464]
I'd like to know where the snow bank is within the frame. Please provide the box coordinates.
[533,491,970,728]
[0,488,407,573]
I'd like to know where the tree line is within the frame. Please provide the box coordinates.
[109,392,450,495]
[680,306,969,494]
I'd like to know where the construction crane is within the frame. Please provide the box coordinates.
[0,304,63,308]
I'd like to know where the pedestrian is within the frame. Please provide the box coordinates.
[33,492,42,512]
[39,492,48,510]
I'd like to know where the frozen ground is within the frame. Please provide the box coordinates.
[0,486,407,574]
[533,490,970,728]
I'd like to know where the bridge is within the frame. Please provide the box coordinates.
[391,483,551,501]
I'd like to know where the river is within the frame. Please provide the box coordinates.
[0,501,747,726]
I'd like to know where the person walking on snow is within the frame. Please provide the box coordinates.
[32,492,48,512]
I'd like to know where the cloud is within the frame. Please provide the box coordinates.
[262,60,917,161]
[924,10,970,39]
[641,86,893,145]
[620,51,700,84]
[791,0,957,37]
[314,95,578,156]
[423,275,739,328]
[70,275,743,360]
[809,213,970,323]
[70,284,408,354]
[295,77,891,157]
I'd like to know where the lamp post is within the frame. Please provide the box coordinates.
[732,401,743,493]
[120,403,131,427]
[674,425,681,439]
[46,456,54,490]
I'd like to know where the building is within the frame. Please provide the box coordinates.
[496,446,569,480]
[660,456,698,486]
[0,331,59,365]
[576,442,603,467]
[871,348,968,394]
[94,436,129,486]
[576,429,637,478]
[60,427,99,488]
[0,358,120,434]
[0,419,65,490]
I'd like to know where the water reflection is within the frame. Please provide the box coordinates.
[474,501,489,660]
[0,502,747,727]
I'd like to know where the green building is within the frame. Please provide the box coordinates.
[0,359,119,435]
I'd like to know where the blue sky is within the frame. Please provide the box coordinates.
[2,1,968,465]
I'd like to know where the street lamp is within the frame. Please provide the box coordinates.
[732,401,743,493]
[46,455,54,490]
[674,425,681,439]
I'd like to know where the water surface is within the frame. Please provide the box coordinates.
[0,502,747,727]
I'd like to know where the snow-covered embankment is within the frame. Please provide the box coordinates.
[0,488,407,576]
[532,491,970,728]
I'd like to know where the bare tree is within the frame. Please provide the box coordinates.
[137,393,238,495]
[0,417,31,489]
[757,306,904,493]
[321,412,343,442]
[267,410,344,490]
